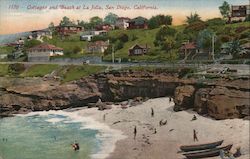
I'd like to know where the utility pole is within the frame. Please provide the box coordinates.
[211,34,215,61]
[112,45,115,63]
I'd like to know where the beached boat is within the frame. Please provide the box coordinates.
[180,140,224,152]
[183,144,233,159]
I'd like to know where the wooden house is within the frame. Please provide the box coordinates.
[127,17,148,29]
[128,44,149,56]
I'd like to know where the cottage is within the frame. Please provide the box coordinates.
[86,41,109,53]
[127,16,148,29]
[27,43,63,62]
[179,42,198,58]
[55,24,83,35]
[229,5,250,22]
[91,30,108,36]
[128,44,149,56]
[115,17,130,30]
[95,24,113,31]
[80,35,93,41]
[30,29,52,41]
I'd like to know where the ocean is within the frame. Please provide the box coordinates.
[0,110,121,159]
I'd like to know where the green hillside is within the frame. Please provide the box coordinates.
[43,21,249,62]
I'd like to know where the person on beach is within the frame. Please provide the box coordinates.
[192,115,197,121]
[159,120,163,126]
[134,126,137,140]
[103,114,106,121]
[193,129,198,142]
[153,128,157,134]
[151,108,154,117]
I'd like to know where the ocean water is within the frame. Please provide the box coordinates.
[0,110,112,159]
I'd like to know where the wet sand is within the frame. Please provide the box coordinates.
[78,97,249,159]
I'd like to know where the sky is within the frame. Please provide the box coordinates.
[0,0,249,34]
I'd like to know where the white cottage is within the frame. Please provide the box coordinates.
[27,43,63,62]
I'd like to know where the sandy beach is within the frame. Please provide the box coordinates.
[77,97,249,159]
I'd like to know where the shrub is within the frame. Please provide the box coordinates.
[73,46,81,54]
[114,40,124,51]
[235,26,250,33]
[8,63,25,75]
[219,35,232,43]
[206,18,226,26]
[118,33,129,43]
[184,21,207,33]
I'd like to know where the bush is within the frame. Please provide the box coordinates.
[91,35,108,42]
[206,18,226,26]
[184,21,207,33]
[114,40,124,51]
[118,33,129,43]
[8,63,25,75]
[73,46,81,54]
[235,26,250,33]
[219,35,232,43]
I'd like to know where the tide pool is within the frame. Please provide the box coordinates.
[0,111,103,159]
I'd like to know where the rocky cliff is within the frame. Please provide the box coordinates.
[0,70,249,120]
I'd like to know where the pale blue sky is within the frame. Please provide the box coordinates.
[0,0,249,34]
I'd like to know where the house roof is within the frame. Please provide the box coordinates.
[180,42,196,50]
[117,17,131,21]
[129,44,149,50]
[28,43,63,51]
[128,16,148,25]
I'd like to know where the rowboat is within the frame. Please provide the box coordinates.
[180,140,223,152]
[183,144,233,159]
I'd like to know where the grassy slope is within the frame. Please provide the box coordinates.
[0,64,9,76]
[57,65,106,83]
[44,33,103,58]
[21,64,59,77]
[0,64,106,83]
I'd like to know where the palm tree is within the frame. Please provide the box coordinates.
[224,40,243,58]
[186,13,202,24]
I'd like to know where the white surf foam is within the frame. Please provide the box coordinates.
[17,110,126,159]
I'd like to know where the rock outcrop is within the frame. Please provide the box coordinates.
[194,86,250,119]
[0,71,249,120]
[173,85,195,111]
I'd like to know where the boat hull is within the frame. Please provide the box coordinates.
[183,144,233,159]
[180,140,223,152]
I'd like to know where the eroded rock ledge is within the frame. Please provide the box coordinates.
[0,70,249,119]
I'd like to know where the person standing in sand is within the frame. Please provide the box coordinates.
[134,126,137,140]
[193,129,198,142]
[151,108,154,117]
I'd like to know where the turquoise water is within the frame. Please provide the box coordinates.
[0,113,101,159]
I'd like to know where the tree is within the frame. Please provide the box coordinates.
[90,16,103,27]
[224,40,243,58]
[77,20,92,30]
[219,1,230,19]
[148,15,172,29]
[117,33,129,43]
[197,29,214,50]
[154,25,177,47]
[48,22,55,32]
[186,13,202,24]
[24,39,41,49]
[114,40,124,51]
[104,13,118,24]
[59,16,72,26]
[162,37,176,51]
